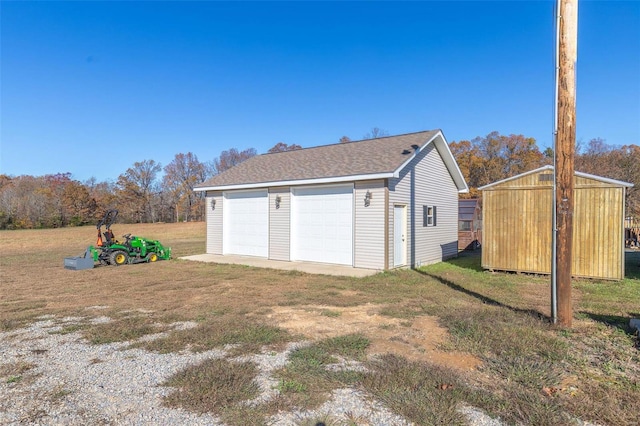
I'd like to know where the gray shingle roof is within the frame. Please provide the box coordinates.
[196,129,468,192]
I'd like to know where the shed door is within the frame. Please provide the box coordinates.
[291,185,353,265]
[394,205,407,267]
[223,190,268,257]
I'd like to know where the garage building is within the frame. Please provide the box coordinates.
[195,130,468,270]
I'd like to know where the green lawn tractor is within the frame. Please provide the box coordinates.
[64,209,171,270]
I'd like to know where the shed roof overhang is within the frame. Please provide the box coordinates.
[478,165,634,191]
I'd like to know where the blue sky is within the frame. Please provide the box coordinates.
[1,1,639,183]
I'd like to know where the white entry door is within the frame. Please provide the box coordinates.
[394,205,407,267]
[223,190,269,257]
[291,185,353,265]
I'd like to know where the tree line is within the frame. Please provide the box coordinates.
[1,132,637,229]
[0,143,296,229]
[451,132,639,216]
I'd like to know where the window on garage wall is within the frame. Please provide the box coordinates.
[423,205,437,227]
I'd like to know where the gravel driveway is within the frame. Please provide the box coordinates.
[1,315,504,426]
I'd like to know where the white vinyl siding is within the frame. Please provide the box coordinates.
[203,135,463,271]
[269,187,290,261]
[388,143,459,267]
[291,184,354,266]
[354,180,386,269]
[223,190,269,257]
[206,191,223,255]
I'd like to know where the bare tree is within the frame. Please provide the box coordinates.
[0,176,41,228]
[85,178,118,222]
[575,138,614,175]
[116,160,162,223]
[338,136,352,144]
[163,152,207,222]
[210,148,257,175]
[363,127,389,139]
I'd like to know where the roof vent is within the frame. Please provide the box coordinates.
[539,173,553,182]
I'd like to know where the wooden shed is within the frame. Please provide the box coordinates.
[479,165,633,280]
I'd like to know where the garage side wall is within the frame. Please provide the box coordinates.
[206,191,223,255]
[354,180,386,269]
[388,143,459,267]
[269,187,290,261]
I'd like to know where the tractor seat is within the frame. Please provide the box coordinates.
[104,230,115,245]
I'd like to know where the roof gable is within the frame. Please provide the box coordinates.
[478,165,633,190]
[196,130,468,192]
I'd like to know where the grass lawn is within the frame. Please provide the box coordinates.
[1,223,638,425]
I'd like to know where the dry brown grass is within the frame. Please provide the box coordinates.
[1,222,363,326]
[2,223,639,425]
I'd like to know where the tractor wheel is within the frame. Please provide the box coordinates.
[110,250,129,266]
[148,253,158,262]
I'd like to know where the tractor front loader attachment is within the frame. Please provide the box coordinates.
[64,246,98,270]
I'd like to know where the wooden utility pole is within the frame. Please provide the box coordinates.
[555,0,578,327]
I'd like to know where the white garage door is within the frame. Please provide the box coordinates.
[223,190,268,257]
[291,185,353,265]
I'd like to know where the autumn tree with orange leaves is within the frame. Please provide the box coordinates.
[576,138,640,217]
[267,142,302,153]
[449,131,550,198]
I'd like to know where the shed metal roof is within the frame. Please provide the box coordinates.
[478,165,633,190]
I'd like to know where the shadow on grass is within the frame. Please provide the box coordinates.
[415,268,550,322]
[579,311,640,337]
[625,251,640,280]
[446,249,484,272]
